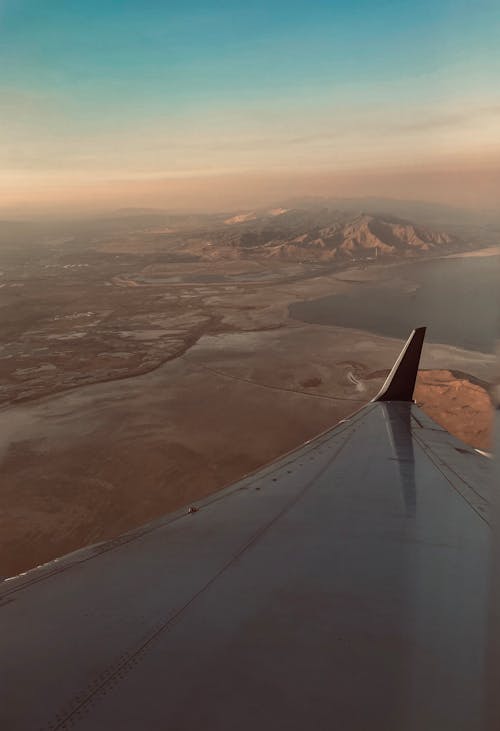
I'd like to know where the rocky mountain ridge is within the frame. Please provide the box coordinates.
[205,209,460,262]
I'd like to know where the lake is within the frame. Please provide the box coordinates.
[289,256,499,353]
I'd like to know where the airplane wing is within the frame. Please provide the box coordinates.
[0,329,493,730]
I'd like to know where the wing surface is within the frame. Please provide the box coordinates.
[0,331,492,730]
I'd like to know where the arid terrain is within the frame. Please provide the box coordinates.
[0,204,497,578]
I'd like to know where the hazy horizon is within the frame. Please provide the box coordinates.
[1,1,499,215]
[2,164,500,220]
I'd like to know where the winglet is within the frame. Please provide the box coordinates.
[372,327,426,402]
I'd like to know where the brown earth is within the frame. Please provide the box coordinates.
[0,324,494,579]
[0,238,495,579]
[415,370,492,451]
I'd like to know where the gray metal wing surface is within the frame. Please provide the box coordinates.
[0,330,493,730]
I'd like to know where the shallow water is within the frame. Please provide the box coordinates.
[289,256,499,353]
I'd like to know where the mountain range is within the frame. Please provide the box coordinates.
[203,208,461,262]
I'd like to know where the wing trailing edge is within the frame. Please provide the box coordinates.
[373,326,426,402]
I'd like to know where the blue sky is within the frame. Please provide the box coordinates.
[1,0,499,210]
[2,1,498,103]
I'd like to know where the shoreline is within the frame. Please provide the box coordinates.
[440,244,500,259]
[0,247,497,577]
[1,245,497,409]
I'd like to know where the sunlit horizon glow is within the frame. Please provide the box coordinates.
[1,0,499,214]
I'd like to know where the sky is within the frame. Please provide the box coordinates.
[1,0,499,213]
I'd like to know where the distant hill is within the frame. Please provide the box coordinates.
[206,209,461,262]
[1,202,481,262]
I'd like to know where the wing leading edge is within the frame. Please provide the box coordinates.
[0,329,492,731]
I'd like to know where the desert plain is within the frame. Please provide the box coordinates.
[0,208,497,577]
